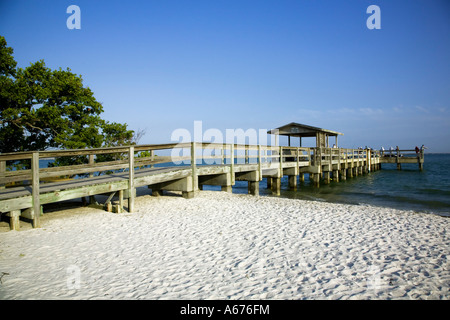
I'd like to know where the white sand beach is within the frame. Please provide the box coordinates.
[0,191,449,300]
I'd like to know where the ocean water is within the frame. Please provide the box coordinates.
[224,154,450,217]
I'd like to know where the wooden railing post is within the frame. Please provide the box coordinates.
[150,150,155,168]
[32,152,41,228]
[0,160,5,189]
[128,146,135,213]
[230,143,235,185]
[279,146,283,170]
[221,144,225,165]
[191,142,198,191]
[88,154,96,204]
[258,144,262,178]
[245,145,249,164]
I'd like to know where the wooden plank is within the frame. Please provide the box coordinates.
[40,162,129,179]
[0,153,33,161]
[0,195,32,212]
[134,168,191,188]
[39,180,129,204]
[104,192,116,205]
[40,147,129,158]
[196,165,229,175]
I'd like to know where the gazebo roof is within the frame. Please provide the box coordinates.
[267,122,344,138]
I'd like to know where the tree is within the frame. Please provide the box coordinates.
[0,36,136,159]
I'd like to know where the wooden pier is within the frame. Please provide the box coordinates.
[0,122,425,231]
[0,141,424,231]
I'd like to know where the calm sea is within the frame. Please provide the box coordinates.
[224,153,450,217]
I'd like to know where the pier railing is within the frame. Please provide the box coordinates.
[379,148,424,170]
[0,143,382,188]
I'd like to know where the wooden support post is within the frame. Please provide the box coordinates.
[299,173,305,182]
[128,146,135,213]
[288,175,297,191]
[152,183,163,196]
[313,172,320,187]
[266,177,272,189]
[333,170,339,182]
[104,192,116,207]
[272,146,283,195]
[248,181,259,196]
[272,177,281,196]
[31,152,41,228]
[324,171,330,184]
[419,151,424,171]
[9,210,21,231]
[119,190,124,212]
[340,169,346,181]
[182,191,195,199]
[221,185,232,193]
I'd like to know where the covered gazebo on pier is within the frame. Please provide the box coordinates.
[267,122,344,148]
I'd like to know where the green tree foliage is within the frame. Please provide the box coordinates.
[0,36,135,160]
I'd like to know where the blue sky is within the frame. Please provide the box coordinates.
[1,0,449,151]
